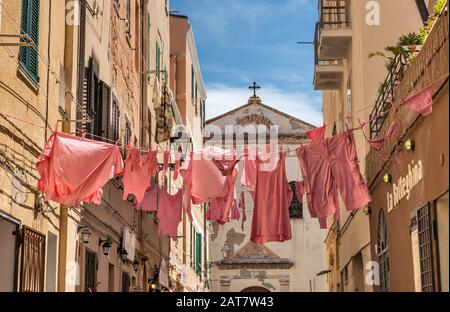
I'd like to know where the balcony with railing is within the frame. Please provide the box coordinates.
[314,59,344,90]
[315,0,352,61]
[313,0,351,90]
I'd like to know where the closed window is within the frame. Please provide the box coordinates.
[19,0,40,84]
[121,271,130,292]
[84,249,98,292]
[195,232,202,277]
[378,210,390,292]
[112,100,120,142]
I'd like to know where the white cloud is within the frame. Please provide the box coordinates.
[206,83,323,126]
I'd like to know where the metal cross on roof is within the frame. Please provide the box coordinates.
[249,81,261,97]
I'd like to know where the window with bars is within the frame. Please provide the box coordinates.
[418,204,435,292]
[377,210,390,292]
[84,249,98,292]
[20,226,46,292]
[288,182,303,219]
[19,0,40,85]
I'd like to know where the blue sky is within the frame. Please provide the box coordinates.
[170,0,323,126]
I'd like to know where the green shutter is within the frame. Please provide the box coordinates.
[195,232,202,274]
[189,223,193,268]
[19,0,39,84]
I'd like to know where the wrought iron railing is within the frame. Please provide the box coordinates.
[369,51,410,138]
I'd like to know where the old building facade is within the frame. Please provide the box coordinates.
[314,0,424,292]
[0,0,207,292]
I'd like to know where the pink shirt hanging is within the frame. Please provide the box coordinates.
[134,185,158,212]
[122,147,158,202]
[250,152,293,244]
[37,132,124,207]
[157,188,183,240]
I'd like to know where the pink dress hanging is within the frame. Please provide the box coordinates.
[37,132,124,207]
[250,152,293,244]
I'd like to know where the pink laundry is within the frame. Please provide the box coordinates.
[37,132,124,207]
[122,147,158,202]
[180,149,238,222]
[296,130,371,229]
[307,125,326,143]
[401,84,433,116]
[156,188,183,240]
[251,152,293,244]
[134,185,158,212]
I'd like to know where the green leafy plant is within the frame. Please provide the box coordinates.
[398,32,422,46]
[368,45,406,70]
[434,0,447,14]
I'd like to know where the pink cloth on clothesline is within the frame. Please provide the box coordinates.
[134,185,158,212]
[37,132,124,207]
[306,125,326,143]
[122,147,158,202]
[157,188,183,240]
[180,148,238,222]
[401,84,433,116]
[251,152,293,244]
[296,130,371,229]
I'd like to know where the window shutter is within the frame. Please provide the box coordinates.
[19,0,29,65]
[87,58,96,134]
[19,0,40,83]
[29,0,40,80]
[195,233,202,274]
[101,82,111,140]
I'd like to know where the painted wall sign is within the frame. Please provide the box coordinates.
[387,160,424,213]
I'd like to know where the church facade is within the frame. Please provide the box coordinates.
[205,96,328,292]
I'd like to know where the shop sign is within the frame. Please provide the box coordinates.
[387,160,424,213]
[123,227,136,261]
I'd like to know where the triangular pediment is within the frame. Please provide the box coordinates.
[205,96,316,144]
[218,241,294,270]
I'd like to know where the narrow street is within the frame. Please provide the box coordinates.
[0,0,448,294]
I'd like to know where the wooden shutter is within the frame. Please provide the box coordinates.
[19,0,40,83]
[195,232,202,274]
[19,0,29,65]
[101,82,111,140]
[28,0,40,81]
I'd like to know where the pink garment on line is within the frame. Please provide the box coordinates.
[307,125,326,143]
[157,188,183,240]
[241,143,279,191]
[180,149,238,222]
[122,147,158,202]
[251,152,293,244]
[37,132,124,207]
[207,197,240,225]
[296,130,371,226]
[134,185,158,212]
[401,84,433,116]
